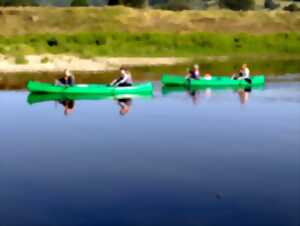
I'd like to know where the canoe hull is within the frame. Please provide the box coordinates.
[161,74,265,87]
[27,81,153,95]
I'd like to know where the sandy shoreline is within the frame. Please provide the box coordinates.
[0,55,193,73]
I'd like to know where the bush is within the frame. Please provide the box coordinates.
[4,0,38,6]
[219,0,255,10]
[163,0,192,10]
[15,55,28,64]
[40,57,50,64]
[70,0,89,6]
[123,0,148,7]
[264,0,280,9]
[284,3,300,12]
[107,0,148,7]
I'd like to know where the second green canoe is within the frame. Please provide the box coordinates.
[161,74,265,87]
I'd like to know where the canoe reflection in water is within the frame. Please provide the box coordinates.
[26,93,152,116]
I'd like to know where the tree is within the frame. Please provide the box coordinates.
[4,0,39,6]
[123,0,148,7]
[264,0,280,9]
[107,0,148,7]
[71,0,89,6]
[219,0,254,10]
[107,0,122,5]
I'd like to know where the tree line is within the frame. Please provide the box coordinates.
[0,0,298,11]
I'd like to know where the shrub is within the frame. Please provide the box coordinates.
[15,55,28,64]
[264,0,280,9]
[70,0,89,6]
[219,0,255,10]
[283,3,300,12]
[108,0,148,7]
[41,57,50,64]
[4,0,38,6]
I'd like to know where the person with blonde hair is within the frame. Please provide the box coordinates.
[55,69,76,86]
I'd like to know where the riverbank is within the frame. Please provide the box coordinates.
[0,55,191,73]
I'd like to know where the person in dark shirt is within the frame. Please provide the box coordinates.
[55,69,76,86]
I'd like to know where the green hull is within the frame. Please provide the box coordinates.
[27,80,153,95]
[161,74,265,87]
[27,93,152,105]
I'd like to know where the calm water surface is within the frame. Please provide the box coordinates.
[0,62,299,226]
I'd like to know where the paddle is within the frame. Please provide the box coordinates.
[245,78,252,85]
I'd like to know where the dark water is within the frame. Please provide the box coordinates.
[0,61,300,226]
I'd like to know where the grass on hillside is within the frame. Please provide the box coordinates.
[0,6,299,36]
[0,32,300,59]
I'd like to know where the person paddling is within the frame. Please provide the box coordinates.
[232,64,251,84]
[110,67,133,87]
[55,69,76,86]
[186,64,200,80]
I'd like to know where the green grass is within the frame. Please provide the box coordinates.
[14,55,29,64]
[40,56,50,63]
[0,7,299,36]
[1,32,300,58]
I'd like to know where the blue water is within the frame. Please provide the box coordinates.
[0,79,299,226]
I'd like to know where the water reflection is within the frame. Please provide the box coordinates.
[162,86,262,105]
[118,98,132,116]
[237,87,252,105]
[60,100,75,116]
[27,93,151,116]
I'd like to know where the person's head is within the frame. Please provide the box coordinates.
[64,69,72,78]
[120,67,128,75]
[193,64,199,71]
[242,64,248,69]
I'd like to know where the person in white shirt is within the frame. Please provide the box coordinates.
[111,67,133,87]
[232,64,251,84]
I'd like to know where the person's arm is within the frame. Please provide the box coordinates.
[114,75,127,86]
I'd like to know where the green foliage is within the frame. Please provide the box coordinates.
[15,55,28,64]
[283,3,300,12]
[4,0,39,6]
[2,32,300,58]
[71,0,88,6]
[107,0,147,7]
[264,0,280,9]
[41,56,50,63]
[219,0,255,10]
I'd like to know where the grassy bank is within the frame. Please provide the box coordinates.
[1,32,300,59]
[0,6,300,35]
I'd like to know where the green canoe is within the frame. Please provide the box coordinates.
[27,93,152,105]
[161,74,265,87]
[27,80,153,95]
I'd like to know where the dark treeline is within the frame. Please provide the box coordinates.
[0,0,298,11]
